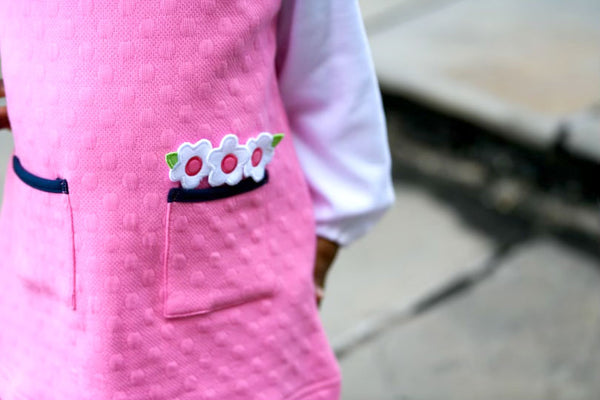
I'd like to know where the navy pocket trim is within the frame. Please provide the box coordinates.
[167,171,269,203]
[12,155,69,194]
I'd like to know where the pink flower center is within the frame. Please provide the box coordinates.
[221,154,238,174]
[185,156,203,176]
[251,148,263,167]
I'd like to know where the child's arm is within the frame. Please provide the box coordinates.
[276,0,395,299]
[0,79,10,130]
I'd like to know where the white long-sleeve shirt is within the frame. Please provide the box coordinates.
[276,0,395,246]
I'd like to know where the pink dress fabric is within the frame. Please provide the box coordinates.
[0,1,341,399]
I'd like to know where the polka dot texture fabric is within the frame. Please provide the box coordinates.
[0,1,341,399]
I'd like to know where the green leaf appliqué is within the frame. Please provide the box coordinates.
[272,133,284,147]
[165,152,178,169]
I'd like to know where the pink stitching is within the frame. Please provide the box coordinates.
[67,194,77,311]
[162,202,173,318]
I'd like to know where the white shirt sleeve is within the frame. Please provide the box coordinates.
[276,0,395,246]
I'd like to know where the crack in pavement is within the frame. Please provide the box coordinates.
[332,241,516,360]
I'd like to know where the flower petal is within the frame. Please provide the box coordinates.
[208,169,227,186]
[261,148,274,166]
[181,174,202,189]
[256,132,273,148]
[225,167,244,185]
[249,165,265,182]
[177,142,195,160]
[233,147,250,165]
[190,139,212,157]
[220,134,238,153]
[169,163,186,181]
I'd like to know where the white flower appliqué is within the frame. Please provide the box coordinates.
[244,132,275,182]
[168,139,212,189]
[207,134,251,186]
[165,132,284,188]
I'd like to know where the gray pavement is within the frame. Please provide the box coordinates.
[321,183,494,340]
[358,0,456,25]
[363,0,600,160]
[325,2,600,386]
[320,176,600,399]
[338,238,600,400]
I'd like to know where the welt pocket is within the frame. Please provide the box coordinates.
[162,172,280,318]
[9,155,76,309]
[13,155,69,194]
[167,170,269,203]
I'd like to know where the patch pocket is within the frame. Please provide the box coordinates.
[162,171,279,318]
[10,155,76,309]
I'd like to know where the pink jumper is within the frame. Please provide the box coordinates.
[0,1,341,399]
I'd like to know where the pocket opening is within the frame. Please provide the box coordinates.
[167,171,268,203]
[163,170,278,319]
[10,154,76,310]
[12,155,69,194]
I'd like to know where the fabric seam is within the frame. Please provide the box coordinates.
[66,193,77,311]
[162,202,173,319]
[11,154,77,310]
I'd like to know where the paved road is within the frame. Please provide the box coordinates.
[336,238,600,400]
[362,0,600,161]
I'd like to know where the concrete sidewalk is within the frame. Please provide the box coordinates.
[361,0,600,162]
[333,237,600,400]
[320,6,600,392]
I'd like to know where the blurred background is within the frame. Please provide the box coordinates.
[318,0,600,399]
[0,0,599,399]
